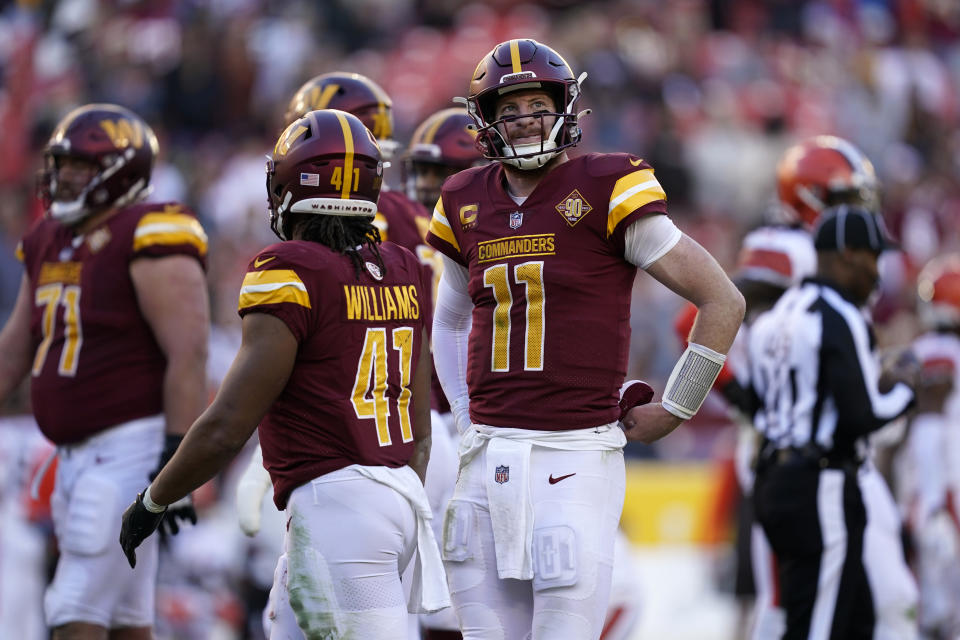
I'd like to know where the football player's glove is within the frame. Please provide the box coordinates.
[151,434,197,537]
[119,490,166,568]
[236,444,272,537]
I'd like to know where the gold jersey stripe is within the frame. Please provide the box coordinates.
[607,169,666,237]
[428,199,460,252]
[238,269,311,310]
[133,213,209,253]
[335,111,355,198]
[509,39,522,72]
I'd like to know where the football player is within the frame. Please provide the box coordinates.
[119,109,449,639]
[234,70,436,518]
[0,103,209,640]
[905,255,960,638]
[426,39,744,638]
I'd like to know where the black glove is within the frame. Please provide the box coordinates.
[151,434,198,537]
[119,490,167,568]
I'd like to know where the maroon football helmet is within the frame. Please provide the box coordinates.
[403,108,485,208]
[267,109,384,240]
[776,135,879,228]
[465,39,586,170]
[284,72,397,157]
[42,103,158,225]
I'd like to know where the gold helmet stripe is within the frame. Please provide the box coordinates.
[312,84,340,110]
[334,111,355,199]
[509,39,522,73]
[421,112,447,145]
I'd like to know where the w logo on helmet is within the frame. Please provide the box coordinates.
[99,119,145,149]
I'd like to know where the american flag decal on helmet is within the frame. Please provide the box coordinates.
[495,465,510,484]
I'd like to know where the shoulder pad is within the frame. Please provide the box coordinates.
[584,152,653,178]
[443,164,493,194]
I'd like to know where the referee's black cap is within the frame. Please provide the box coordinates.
[813,205,897,254]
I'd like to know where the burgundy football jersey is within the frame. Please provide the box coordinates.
[375,189,430,252]
[426,153,668,430]
[375,189,451,412]
[17,202,208,444]
[238,240,429,509]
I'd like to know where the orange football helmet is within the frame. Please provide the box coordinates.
[776,135,879,227]
[917,253,960,329]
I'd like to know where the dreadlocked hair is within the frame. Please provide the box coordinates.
[291,214,386,279]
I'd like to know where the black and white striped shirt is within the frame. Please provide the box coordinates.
[748,278,914,458]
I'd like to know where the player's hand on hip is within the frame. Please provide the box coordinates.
[622,403,684,444]
[619,379,654,421]
[119,491,167,568]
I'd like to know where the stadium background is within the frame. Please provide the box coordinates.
[1,0,958,638]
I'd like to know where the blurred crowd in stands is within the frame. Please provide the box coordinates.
[2,0,960,637]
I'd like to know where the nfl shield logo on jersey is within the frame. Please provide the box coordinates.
[509,211,523,229]
[365,261,384,280]
[495,465,510,484]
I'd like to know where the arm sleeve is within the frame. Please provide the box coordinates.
[433,255,473,433]
[820,305,914,435]
[624,214,683,269]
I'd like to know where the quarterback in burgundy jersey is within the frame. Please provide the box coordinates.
[120,110,448,639]
[0,104,209,639]
[426,39,744,640]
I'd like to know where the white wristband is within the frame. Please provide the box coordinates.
[662,342,726,420]
[142,485,167,513]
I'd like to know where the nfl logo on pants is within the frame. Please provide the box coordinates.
[495,465,510,484]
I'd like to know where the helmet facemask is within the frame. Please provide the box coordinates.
[46,147,150,226]
[464,72,588,170]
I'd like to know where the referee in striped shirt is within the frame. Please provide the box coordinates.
[748,205,916,639]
